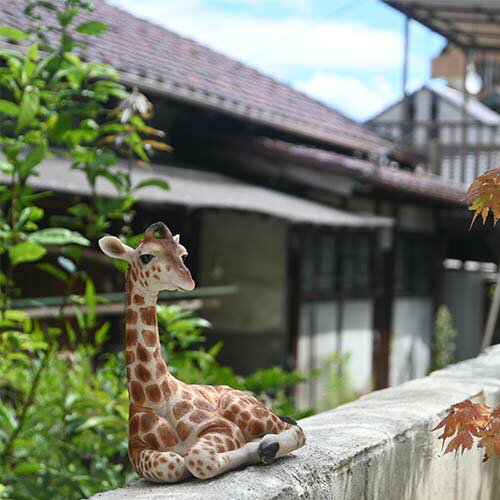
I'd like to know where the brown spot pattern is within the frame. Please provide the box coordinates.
[126,309,138,324]
[140,413,158,433]
[240,411,250,421]
[194,398,215,412]
[176,421,191,440]
[156,361,167,377]
[198,418,233,443]
[133,294,145,305]
[129,415,140,435]
[252,407,268,419]
[182,390,192,400]
[126,351,135,364]
[144,432,160,449]
[146,384,161,402]
[142,329,158,347]
[140,306,156,326]
[131,381,145,404]
[135,364,152,383]
[249,420,265,435]
[189,410,211,424]
[136,344,151,362]
[126,329,138,347]
[230,403,241,414]
[161,380,171,397]
[158,424,177,447]
[173,401,192,419]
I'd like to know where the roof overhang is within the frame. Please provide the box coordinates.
[384,0,500,51]
[0,158,392,229]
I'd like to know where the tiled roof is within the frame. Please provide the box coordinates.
[256,139,467,204]
[0,0,394,155]
[0,158,393,228]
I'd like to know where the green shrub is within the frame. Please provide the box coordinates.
[0,304,314,500]
[431,305,456,371]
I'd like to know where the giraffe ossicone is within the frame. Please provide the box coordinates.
[98,222,306,482]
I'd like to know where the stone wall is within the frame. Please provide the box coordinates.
[89,346,500,500]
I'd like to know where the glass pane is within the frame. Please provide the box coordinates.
[317,233,335,294]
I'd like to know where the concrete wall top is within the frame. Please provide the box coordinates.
[89,346,500,500]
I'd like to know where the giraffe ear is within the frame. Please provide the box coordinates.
[98,236,134,262]
[173,234,180,243]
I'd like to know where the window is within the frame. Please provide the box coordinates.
[342,234,372,295]
[395,233,434,296]
[301,231,336,298]
[300,229,373,300]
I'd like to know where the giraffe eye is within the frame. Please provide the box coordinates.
[140,254,154,264]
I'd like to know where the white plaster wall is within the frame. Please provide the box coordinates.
[199,211,287,335]
[341,300,373,392]
[443,269,485,362]
[390,297,433,386]
[297,300,373,408]
[91,347,500,500]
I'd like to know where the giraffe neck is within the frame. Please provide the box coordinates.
[124,272,173,407]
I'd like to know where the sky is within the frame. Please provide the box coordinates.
[107,0,445,122]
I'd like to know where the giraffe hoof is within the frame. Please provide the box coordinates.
[258,436,280,464]
[279,415,298,426]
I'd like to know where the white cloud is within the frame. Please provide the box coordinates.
[109,0,405,76]
[295,72,399,121]
[108,0,417,121]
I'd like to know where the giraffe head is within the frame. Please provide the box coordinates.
[99,222,195,293]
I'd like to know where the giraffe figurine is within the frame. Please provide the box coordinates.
[98,222,306,482]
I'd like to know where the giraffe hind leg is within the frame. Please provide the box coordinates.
[185,431,261,480]
[257,424,306,464]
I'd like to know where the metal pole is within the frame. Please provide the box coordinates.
[402,15,410,129]
[460,50,470,184]
[482,260,500,351]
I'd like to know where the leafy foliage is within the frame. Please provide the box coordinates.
[466,168,500,227]
[0,2,322,498]
[0,303,316,499]
[431,305,456,372]
[434,400,500,461]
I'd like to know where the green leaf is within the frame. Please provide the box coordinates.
[28,228,90,246]
[26,43,38,62]
[95,321,110,346]
[16,86,40,133]
[37,262,69,283]
[0,26,29,40]
[76,21,108,35]
[19,144,46,179]
[0,160,13,174]
[9,241,46,266]
[0,99,19,117]
[75,416,118,432]
[134,179,170,191]
[58,8,79,27]
[13,463,42,475]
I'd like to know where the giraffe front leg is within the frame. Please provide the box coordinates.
[132,446,190,483]
[128,411,191,483]
[185,431,261,480]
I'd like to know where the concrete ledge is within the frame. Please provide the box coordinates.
[89,346,500,500]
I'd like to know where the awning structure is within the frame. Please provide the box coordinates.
[0,158,392,228]
[384,1,500,51]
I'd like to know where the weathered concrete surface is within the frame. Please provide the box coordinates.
[89,346,500,500]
